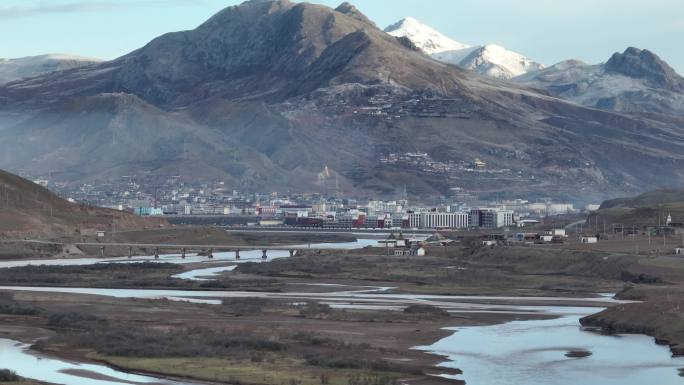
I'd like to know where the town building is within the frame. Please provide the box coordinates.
[580,236,598,244]
[408,211,469,229]
[470,208,514,229]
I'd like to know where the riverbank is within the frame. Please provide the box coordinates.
[578,256,684,357]
[581,288,684,356]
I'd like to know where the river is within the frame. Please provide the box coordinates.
[0,286,678,385]
[417,313,684,385]
[0,237,681,385]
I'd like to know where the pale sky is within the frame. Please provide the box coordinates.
[1,0,683,72]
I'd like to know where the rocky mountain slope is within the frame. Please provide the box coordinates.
[0,0,683,202]
[514,48,684,115]
[0,169,165,238]
[385,17,543,79]
[0,54,101,85]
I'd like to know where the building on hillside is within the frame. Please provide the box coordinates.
[413,246,426,256]
[424,232,457,246]
[580,236,598,244]
[649,226,676,236]
[516,233,538,242]
[393,245,426,256]
[256,206,278,217]
[538,234,553,243]
[280,205,313,216]
[379,232,408,248]
[585,204,601,212]
[259,219,284,226]
[517,218,541,227]
[552,228,567,237]
[134,207,164,216]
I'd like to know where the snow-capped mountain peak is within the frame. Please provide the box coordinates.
[454,44,545,78]
[384,17,469,54]
[385,18,544,80]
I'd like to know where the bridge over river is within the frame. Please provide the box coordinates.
[2,238,378,259]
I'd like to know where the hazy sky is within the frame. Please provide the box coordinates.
[2,0,683,72]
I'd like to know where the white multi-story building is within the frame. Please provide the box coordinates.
[408,212,469,229]
[470,208,514,228]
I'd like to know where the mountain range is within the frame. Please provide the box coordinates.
[1,0,683,202]
[0,54,101,85]
[514,47,684,115]
[384,17,684,116]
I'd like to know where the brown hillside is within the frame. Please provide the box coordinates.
[0,169,166,238]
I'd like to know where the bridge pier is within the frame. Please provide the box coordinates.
[262,249,268,259]
[208,248,214,259]
[235,249,240,260]
[128,246,133,259]
[181,248,186,259]
[154,247,159,259]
